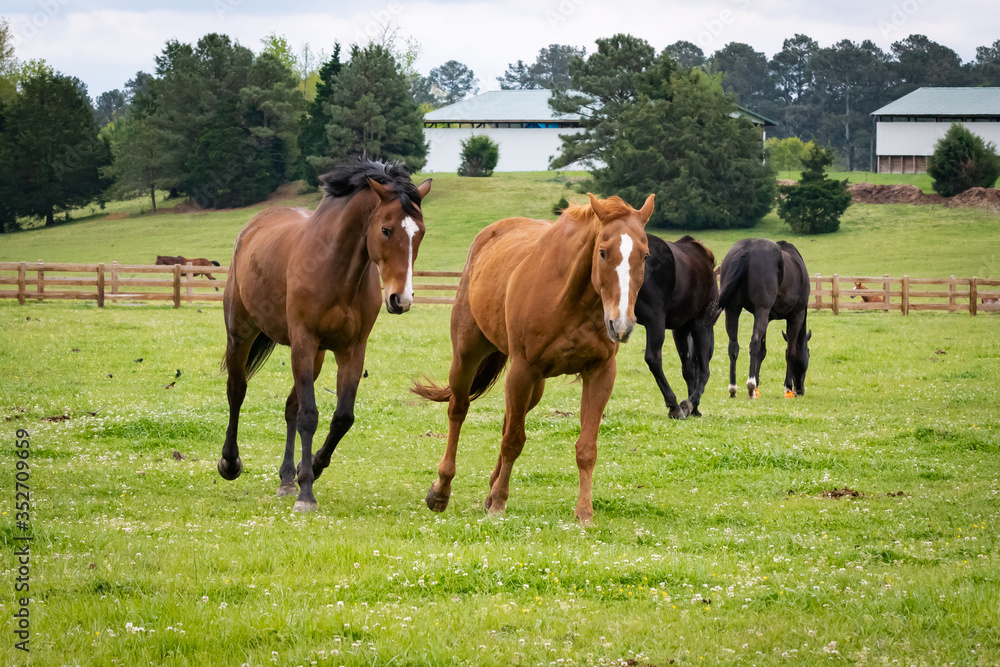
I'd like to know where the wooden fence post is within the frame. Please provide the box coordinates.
[814,273,823,309]
[831,274,840,315]
[185,262,194,300]
[882,273,890,311]
[901,275,910,315]
[970,277,978,317]
[17,262,26,306]
[97,263,105,308]
[37,259,44,300]
[173,264,182,309]
[948,275,957,312]
[111,261,119,297]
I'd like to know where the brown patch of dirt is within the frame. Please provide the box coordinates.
[41,414,71,422]
[847,183,944,206]
[420,430,446,438]
[822,487,863,499]
[943,186,1000,214]
[172,450,187,461]
[104,212,130,220]
[268,182,303,201]
[170,199,204,214]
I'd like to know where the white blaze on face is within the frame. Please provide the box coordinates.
[401,216,419,304]
[614,233,634,335]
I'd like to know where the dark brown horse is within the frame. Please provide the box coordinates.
[219,157,431,512]
[718,238,811,399]
[156,255,222,288]
[412,193,653,524]
[634,235,718,419]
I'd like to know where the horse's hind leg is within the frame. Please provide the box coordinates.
[747,307,770,398]
[487,377,544,494]
[725,306,741,398]
[427,328,496,513]
[483,359,537,515]
[278,350,326,497]
[644,323,685,418]
[687,320,714,416]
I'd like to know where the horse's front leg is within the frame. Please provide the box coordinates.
[278,350,326,497]
[747,307,769,398]
[312,341,368,479]
[644,323,685,418]
[574,358,616,525]
[289,334,321,512]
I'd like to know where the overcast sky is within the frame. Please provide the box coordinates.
[3,0,997,98]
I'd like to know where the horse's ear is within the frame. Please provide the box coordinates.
[781,330,788,342]
[367,177,392,203]
[638,193,655,225]
[417,178,432,199]
[588,193,608,222]
[806,329,812,341]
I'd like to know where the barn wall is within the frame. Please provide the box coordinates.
[423,127,586,173]
[876,121,1000,157]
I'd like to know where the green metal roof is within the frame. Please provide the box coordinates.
[423,90,581,123]
[871,87,1000,116]
[734,106,778,127]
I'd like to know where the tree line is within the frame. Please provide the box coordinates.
[1,16,996,233]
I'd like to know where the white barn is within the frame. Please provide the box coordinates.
[871,87,1000,174]
[423,89,777,173]
[422,90,582,173]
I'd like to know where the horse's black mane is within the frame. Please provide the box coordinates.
[318,155,423,217]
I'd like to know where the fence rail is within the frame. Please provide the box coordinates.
[1,262,998,314]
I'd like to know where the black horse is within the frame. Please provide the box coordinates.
[635,235,718,418]
[717,238,811,399]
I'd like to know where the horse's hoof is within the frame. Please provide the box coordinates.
[277,483,297,497]
[749,389,761,399]
[728,384,737,398]
[679,400,694,417]
[426,485,450,512]
[668,408,686,420]
[293,499,318,512]
[217,457,242,480]
[690,406,702,417]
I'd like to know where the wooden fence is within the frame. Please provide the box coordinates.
[0,261,463,308]
[1,262,998,314]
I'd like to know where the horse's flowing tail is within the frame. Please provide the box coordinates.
[717,251,748,311]
[221,332,277,380]
[411,350,508,403]
[211,260,221,267]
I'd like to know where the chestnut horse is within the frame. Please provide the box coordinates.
[718,238,811,399]
[412,193,653,524]
[852,282,884,303]
[634,235,718,419]
[219,157,431,512]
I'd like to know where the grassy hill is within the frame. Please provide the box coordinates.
[2,172,999,279]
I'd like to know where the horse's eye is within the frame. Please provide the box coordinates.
[381,227,391,238]
[599,249,606,260]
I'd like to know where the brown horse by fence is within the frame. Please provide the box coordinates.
[218,157,431,512]
[852,282,884,303]
[155,255,222,285]
[412,193,653,524]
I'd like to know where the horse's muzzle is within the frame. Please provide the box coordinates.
[606,318,634,343]
[387,292,410,315]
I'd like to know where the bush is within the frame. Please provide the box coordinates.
[927,123,1000,197]
[777,145,851,234]
[458,135,499,177]
[766,137,815,176]
[553,196,569,216]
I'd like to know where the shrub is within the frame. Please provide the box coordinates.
[766,137,815,176]
[777,145,851,235]
[927,123,1000,197]
[458,134,499,177]
[553,196,569,216]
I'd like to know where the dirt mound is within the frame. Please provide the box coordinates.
[847,183,943,205]
[104,212,130,220]
[170,199,204,214]
[943,186,1000,213]
[268,182,304,201]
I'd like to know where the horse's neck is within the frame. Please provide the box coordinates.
[308,194,374,286]
[551,217,601,307]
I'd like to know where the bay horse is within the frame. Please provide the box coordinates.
[219,157,431,512]
[718,238,811,399]
[412,193,653,524]
[156,255,222,288]
[634,235,718,419]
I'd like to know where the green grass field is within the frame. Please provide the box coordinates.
[2,173,999,665]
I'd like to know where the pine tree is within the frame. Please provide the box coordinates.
[927,123,1000,197]
[457,135,499,177]
[299,43,342,184]
[777,145,850,234]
